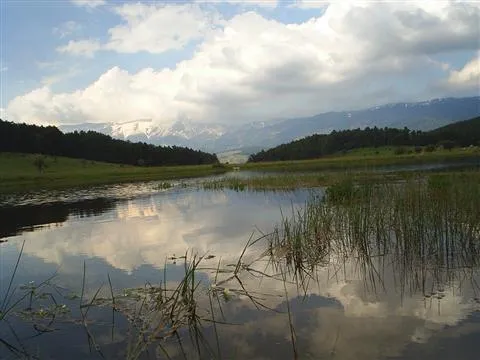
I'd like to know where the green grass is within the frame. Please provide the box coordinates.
[0,153,229,193]
[2,147,477,193]
[243,146,479,172]
[201,168,480,192]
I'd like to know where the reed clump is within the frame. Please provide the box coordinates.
[267,173,480,286]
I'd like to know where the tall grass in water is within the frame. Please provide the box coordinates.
[267,173,480,296]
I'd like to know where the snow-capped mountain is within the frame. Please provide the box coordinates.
[60,119,228,151]
[59,96,480,153]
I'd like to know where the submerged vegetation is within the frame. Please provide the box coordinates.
[2,170,480,359]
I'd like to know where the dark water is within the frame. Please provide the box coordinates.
[1,173,480,359]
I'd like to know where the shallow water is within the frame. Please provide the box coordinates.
[1,172,480,359]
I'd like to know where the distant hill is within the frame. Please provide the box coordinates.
[248,116,480,162]
[0,119,219,166]
[429,116,480,146]
[59,96,480,153]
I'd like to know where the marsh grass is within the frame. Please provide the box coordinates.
[200,169,480,192]
[266,173,480,298]
[200,172,388,192]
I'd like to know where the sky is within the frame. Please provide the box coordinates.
[0,0,479,127]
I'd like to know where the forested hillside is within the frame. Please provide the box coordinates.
[248,116,480,162]
[0,119,219,166]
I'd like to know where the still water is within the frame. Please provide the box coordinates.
[1,177,480,359]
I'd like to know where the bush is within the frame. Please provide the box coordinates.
[438,140,456,151]
[33,156,47,173]
[212,162,228,169]
[414,146,423,154]
[394,147,407,155]
[425,145,436,153]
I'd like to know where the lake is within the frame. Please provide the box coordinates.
[1,171,480,359]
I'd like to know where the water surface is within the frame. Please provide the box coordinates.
[1,173,480,359]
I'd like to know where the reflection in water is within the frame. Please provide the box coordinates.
[0,198,117,238]
[3,190,310,273]
[1,179,480,359]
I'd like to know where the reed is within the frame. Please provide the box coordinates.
[266,173,480,296]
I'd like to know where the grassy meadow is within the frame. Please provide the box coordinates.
[0,145,478,193]
[0,153,229,193]
[242,146,479,172]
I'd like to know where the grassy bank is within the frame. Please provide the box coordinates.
[201,168,480,192]
[243,146,479,172]
[1,147,478,193]
[0,153,229,193]
[201,171,396,191]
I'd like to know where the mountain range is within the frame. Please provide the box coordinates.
[59,96,480,154]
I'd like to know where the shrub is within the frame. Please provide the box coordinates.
[425,144,436,153]
[33,156,47,173]
[438,140,456,151]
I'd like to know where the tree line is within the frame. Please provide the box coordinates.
[0,119,219,166]
[248,116,480,162]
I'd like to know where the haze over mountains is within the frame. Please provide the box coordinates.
[59,96,480,154]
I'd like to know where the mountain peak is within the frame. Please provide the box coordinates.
[59,96,479,153]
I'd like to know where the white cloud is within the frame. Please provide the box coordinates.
[52,21,82,39]
[105,3,223,54]
[294,0,329,9]
[196,0,279,8]
[71,0,106,8]
[0,65,7,72]
[8,1,480,126]
[56,39,102,58]
[447,54,480,89]
[0,108,6,119]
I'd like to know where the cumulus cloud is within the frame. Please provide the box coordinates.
[294,0,329,9]
[8,1,480,125]
[56,39,102,58]
[196,0,279,8]
[447,54,480,89]
[71,0,106,8]
[105,3,223,54]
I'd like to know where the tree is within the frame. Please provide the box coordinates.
[33,156,47,173]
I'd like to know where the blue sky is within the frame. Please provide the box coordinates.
[1,0,478,125]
